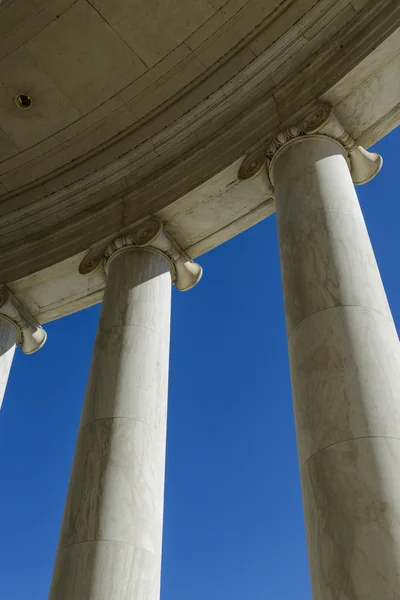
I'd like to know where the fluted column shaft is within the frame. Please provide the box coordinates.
[49,247,172,599]
[272,135,400,598]
[0,319,17,409]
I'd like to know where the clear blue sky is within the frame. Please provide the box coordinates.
[0,127,399,599]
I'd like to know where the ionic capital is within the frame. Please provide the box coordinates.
[0,286,47,354]
[238,101,382,191]
[80,218,202,292]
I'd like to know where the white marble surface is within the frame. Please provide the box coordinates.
[50,540,160,600]
[0,319,16,410]
[302,437,400,598]
[273,134,400,599]
[273,136,391,335]
[49,248,171,600]
[290,305,400,466]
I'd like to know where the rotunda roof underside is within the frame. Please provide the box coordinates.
[1,0,400,288]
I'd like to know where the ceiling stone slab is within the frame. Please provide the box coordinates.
[0,46,82,151]
[26,0,147,114]
[0,129,18,163]
[90,0,216,68]
[0,0,77,61]
[0,0,40,40]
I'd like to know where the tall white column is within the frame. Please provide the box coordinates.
[50,220,201,599]
[272,134,400,597]
[238,102,400,598]
[0,320,17,410]
[0,285,47,409]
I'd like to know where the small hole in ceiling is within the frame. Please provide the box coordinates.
[14,94,32,109]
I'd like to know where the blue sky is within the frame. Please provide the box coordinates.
[0,127,399,599]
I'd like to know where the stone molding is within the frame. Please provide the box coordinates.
[0,285,47,354]
[79,218,202,292]
[238,101,383,191]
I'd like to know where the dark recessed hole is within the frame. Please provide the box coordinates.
[15,93,32,109]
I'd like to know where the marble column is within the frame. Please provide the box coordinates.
[0,285,47,409]
[238,102,400,597]
[50,219,201,599]
[271,132,400,596]
[0,319,17,409]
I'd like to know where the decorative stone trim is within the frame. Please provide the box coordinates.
[0,286,47,354]
[80,218,202,292]
[238,101,383,189]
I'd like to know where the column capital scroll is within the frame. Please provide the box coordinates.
[79,218,202,292]
[238,101,383,190]
[0,285,47,354]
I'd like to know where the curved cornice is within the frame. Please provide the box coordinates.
[0,0,399,283]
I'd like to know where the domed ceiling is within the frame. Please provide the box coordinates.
[0,0,399,295]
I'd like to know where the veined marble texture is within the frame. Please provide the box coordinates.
[50,540,160,600]
[49,248,171,600]
[290,305,400,466]
[273,136,392,335]
[302,437,400,598]
[273,135,400,599]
